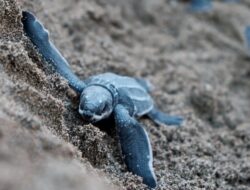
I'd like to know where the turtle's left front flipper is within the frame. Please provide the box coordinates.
[22,11,85,93]
[114,105,157,188]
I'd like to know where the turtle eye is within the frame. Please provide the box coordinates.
[79,104,85,111]
[101,104,108,113]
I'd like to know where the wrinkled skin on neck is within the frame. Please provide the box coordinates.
[79,85,113,123]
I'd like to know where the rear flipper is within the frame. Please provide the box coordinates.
[188,0,212,12]
[135,78,153,93]
[148,107,183,126]
[244,26,250,55]
[223,0,239,2]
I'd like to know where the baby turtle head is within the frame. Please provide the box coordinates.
[79,85,114,123]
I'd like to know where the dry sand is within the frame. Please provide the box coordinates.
[0,0,250,189]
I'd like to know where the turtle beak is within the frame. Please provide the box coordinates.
[82,114,92,121]
[79,110,93,122]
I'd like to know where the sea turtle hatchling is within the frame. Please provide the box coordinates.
[22,11,183,188]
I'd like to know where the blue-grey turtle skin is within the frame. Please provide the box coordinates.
[223,0,239,3]
[245,26,250,54]
[22,11,184,188]
[188,0,212,12]
[22,11,86,94]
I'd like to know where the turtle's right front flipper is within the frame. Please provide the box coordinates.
[22,11,85,93]
[114,105,157,188]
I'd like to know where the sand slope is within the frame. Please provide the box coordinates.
[0,0,250,189]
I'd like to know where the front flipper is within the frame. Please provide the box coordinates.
[114,105,156,188]
[22,11,85,93]
[148,107,183,126]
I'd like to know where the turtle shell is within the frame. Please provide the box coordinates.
[84,73,154,117]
